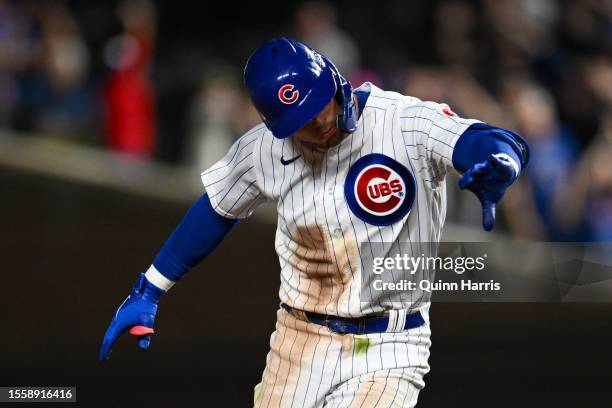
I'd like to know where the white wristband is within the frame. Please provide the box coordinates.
[144,265,176,292]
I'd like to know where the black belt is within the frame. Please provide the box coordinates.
[281,303,425,335]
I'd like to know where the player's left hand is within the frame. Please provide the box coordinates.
[459,154,519,231]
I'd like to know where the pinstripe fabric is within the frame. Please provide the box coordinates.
[201,83,479,407]
[254,308,431,408]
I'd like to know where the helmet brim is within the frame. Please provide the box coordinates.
[267,71,337,139]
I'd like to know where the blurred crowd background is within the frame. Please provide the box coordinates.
[1,0,611,241]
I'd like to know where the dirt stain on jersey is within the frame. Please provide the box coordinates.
[286,224,359,313]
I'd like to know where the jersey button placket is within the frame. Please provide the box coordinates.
[324,147,342,257]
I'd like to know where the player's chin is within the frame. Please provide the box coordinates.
[299,127,339,148]
[317,126,338,143]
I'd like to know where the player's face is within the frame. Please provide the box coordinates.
[294,98,342,148]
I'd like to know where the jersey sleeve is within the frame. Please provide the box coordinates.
[402,101,480,178]
[200,129,267,219]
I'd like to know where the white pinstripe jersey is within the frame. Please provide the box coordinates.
[201,83,478,318]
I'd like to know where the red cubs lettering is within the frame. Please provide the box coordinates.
[367,179,403,200]
[278,84,299,104]
[389,179,402,193]
[368,184,381,198]
[378,182,392,196]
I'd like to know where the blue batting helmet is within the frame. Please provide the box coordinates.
[244,38,356,139]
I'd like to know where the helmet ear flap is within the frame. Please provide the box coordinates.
[323,57,357,134]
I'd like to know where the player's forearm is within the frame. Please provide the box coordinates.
[101,194,238,360]
[452,122,529,176]
[144,193,239,291]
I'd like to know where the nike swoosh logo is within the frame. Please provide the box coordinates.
[281,155,301,165]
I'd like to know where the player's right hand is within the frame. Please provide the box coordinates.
[100,273,164,361]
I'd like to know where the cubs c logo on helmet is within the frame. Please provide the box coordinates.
[344,154,416,226]
[278,84,299,104]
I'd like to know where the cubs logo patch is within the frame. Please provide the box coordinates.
[344,154,416,226]
[278,84,299,104]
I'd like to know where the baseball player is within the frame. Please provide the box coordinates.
[100,38,529,407]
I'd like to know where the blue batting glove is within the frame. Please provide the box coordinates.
[459,154,519,232]
[100,273,165,361]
